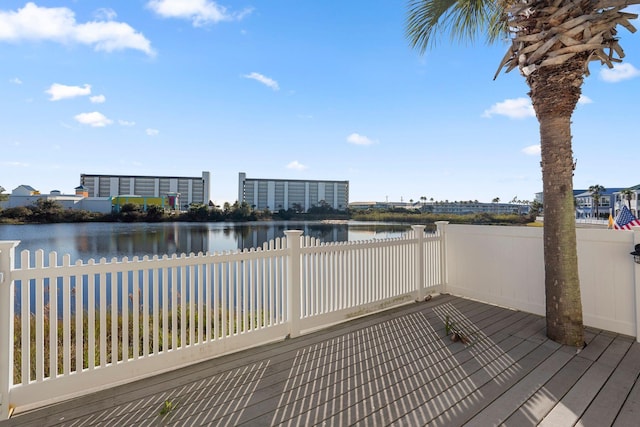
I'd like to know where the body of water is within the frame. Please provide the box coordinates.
[0,221,416,263]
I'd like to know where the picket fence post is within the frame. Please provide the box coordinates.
[0,241,19,420]
[435,221,449,293]
[285,230,304,339]
[412,225,426,301]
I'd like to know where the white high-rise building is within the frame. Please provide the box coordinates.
[80,171,211,207]
[238,172,349,212]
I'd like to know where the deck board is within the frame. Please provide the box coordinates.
[464,343,574,426]
[538,334,632,426]
[576,339,640,426]
[2,294,640,427]
[613,365,640,427]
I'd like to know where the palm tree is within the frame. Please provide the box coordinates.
[406,0,639,346]
[621,188,634,209]
[588,184,606,219]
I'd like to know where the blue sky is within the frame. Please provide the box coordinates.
[1,1,639,205]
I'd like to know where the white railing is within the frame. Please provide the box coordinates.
[575,218,609,225]
[0,224,446,418]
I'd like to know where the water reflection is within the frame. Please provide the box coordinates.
[235,222,349,250]
[0,221,419,264]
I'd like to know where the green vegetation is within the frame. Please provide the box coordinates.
[351,209,536,226]
[588,184,606,219]
[0,199,350,224]
[0,197,536,226]
[444,314,470,345]
[159,399,176,416]
[13,304,269,385]
[0,198,104,224]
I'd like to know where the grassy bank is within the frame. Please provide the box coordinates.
[13,307,265,384]
[350,210,535,226]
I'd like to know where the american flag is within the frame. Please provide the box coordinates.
[613,205,640,230]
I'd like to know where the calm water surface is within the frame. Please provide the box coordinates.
[0,221,416,264]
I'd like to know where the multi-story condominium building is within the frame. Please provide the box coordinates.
[238,172,349,212]
[613,184,640,217]
[575,187,623,219]
[80,171,211,208]
[539,185,640,219]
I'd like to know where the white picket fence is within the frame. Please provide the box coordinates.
[0,224,446,418]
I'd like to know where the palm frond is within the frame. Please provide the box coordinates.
[406,0,507,52]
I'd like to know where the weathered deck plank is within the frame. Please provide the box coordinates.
[464,343,574,426]
[2,294,639,427]
[575,335,639,427]
[538,334,632,426]
[502,345,595,426]
[613,363,640,427]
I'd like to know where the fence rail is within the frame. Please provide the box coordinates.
[0,223,446,418]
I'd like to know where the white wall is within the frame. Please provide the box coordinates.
[78,198,112,214]
[444,224,639,336]
[1,195,112,214]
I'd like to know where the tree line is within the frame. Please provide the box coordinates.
[0,198,540,226]
[0,199,350,224]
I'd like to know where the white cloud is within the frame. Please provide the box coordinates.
[46,83,91,101]
[74,21,155,55]
[347,133,375,146]
[74,111,112,127]
[522,145,541,156]
[90,94,106,103]
[482,97,535,119]
[1,161,29,167]
[10,77,22,84]
[600,63,640,82]
[243,72,279,91]
[94,8,117,21]
[0,3,154,56]
[147,0,252,27]
[286,160,308,171]
[146,128,160,136]
[578,95,593,105]
[118,119,136,127]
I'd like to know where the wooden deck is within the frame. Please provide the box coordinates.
[3,294,640,426]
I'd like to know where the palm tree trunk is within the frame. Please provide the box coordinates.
[529,60,585,347]
[540,116,583,346]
